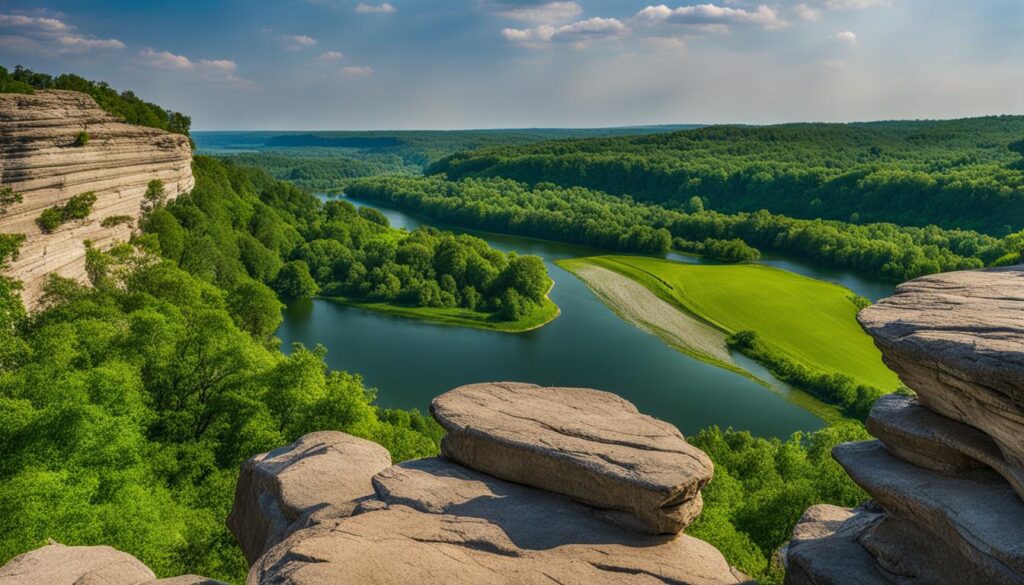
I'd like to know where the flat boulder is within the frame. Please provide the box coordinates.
[249,456,743,585]
[858,265,1024,466]
[430,381,713,534]
[227,431,391,564]
[0,543,228,585]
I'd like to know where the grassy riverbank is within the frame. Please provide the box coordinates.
[559,256,900,401]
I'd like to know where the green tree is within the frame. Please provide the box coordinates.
[274,260,319,298]
[227,279,284,340]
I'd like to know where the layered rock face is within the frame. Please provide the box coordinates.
[234,382,746,584]
[0,90,194,307]
[786,265,1024,585]
[0,542,225,585]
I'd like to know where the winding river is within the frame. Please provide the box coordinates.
[276,195,896,438]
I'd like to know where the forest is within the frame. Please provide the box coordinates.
[428,119,1024,234]
[346,175,1016,281]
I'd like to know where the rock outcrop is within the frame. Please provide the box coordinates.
[786,265,1024,585]
[431,381,713,534]
[235,383,743,584]
[0,90,194,307]
[0,542,225,585]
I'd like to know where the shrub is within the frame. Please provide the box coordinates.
[36,192,97,232]
[101,215,133,228]
[74,131,89,147]
[36,208,63,232]
[0,187,23,216]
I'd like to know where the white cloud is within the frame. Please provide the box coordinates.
[832,30,857,45]
[822,0,891,9]
[199,59,238,72]
[791,3,821,20]
[319,50,344,61]
[282,34,317,50]
[504,16,628,47]
[636,4,787,30]
[0,14,70,32]
[341,65,374,76]
[355,3,397,14]
[497,1,581,24]
[57,35,125,50]
[139,48,195,70]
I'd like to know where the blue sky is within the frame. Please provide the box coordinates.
[1,0,1021,130]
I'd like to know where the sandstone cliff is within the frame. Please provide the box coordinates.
[0,90,194,307]
[785,265,1024,585]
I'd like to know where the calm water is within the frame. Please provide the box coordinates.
[277,195,896,438]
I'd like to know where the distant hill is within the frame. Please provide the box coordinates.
[427,117,1024,234]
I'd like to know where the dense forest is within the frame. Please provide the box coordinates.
[0,66,191,136]
[429,119,1024,234]
[346,175,1017,281]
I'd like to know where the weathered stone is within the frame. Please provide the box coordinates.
[784,506,892,585]
[0,90,194,308]
[145,577,229,585]
[227,431,391,565]
[430,381,713,534]
[835,440,1024,584]
[858,265,1024,467]
[868,394,1024,501]
[778,504,855,568]
[0,543,155,585]
[248,456,742,585]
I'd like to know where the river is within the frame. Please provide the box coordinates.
[276,195,896,438]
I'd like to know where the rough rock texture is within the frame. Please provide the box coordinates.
[0,90,194,307]
[227,431,391,564]
[431,381,713,534]
[0,543,226,585]
[787,265,1024,585]
[858,265,1024,467]
[249,457,743,585]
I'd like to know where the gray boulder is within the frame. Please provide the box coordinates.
[430,381,713,534]
[227,431,391,564]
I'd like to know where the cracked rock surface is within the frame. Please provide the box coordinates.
[431,381,713,534]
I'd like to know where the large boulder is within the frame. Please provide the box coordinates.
[430,381,713,534]
[248,456,744,585]
[0,543,226,585]
[858,265,1024,467]
[227,431,391,564]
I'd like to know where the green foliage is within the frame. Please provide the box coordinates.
[274,260,319,298]
[74,131,89,147]
[36,208,63,232]
[675,237,761,263]
[2,65,190,136]
[100,215,133,228]
[0,187,23,216]
[347,175,1005,280]
[688,423,871,584]
[38,192,97,232]
[430,119,1024,235]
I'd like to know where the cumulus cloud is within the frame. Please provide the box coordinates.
[791,3,821,20]
[282,34,317,50]
[139,48,195,70]
[138,49,255,88]
[319,50,344,61]
[832,30,857,45]
[636,4,787,30]
[0,12,124,53]
[504,16,628,47]
[821,0,891,9]
[496,1,581,24]
[355,3,397,14]
[341,65,374,77]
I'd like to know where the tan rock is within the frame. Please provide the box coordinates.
[858,265,1024,467]
[248,456,741,585]
[784,506,893,585]
[0,90,194,308]
[227,431,391,565]
[430,381,713,534]
[0,543,156,585]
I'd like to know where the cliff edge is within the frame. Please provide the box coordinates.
[0,89,193,307]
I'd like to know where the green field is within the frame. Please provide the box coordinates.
[560,256,900,391]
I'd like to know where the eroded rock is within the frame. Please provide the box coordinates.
[227,431,391,564]
[858,265,1024,467]
[430,381,713,534]
[249,456,742,585]
[0,543,226,585]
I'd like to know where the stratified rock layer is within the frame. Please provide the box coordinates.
[0,90,194,307]
[431,381,713,534]
[0,543,226,585]
[249,457,742,585]
[227,431,391,564]
[788,265,1024,585]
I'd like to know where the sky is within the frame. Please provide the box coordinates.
[0,0,1021,130]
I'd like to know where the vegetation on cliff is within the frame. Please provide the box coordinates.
[0,65,191,136]
[428,119,1024,234]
